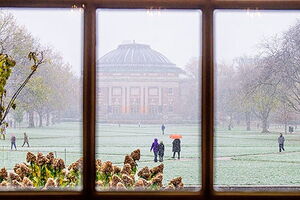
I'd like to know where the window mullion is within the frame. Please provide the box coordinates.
[201,5,214,198]
[83,3,96,199]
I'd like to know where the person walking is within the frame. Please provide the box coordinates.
[278,133,285,152]
[150,138,159,162]
[22,132,30,147]
[158,141,165,162]
[0,122,7,140]
[161,124,166,135]
[172,138,181,159]
[11,135,17,150]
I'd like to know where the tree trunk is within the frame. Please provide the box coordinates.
[57,111,61,123]
[228,115,233,131]
[28,111,35,128]
[246,112,251,131]
[46,113,50,126]
[284,120,287,134]
[261,118,270,133]
[38,112,43,127]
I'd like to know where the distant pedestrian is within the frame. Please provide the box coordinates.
[161,124,165,135]
[158,141,165,162]
[172,138,181,159]
[150,138,159,162]
[11,135,17,150]
[278,133,285,152]
[22,132,30,147]
[0,122,6,140]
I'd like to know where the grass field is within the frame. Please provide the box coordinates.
[1,122,300,188]
[215,126,300,187]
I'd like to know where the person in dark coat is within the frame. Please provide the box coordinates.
[278,133,285,152]
[22,132,30,147]
[150,138,159,162]
[158,141,165,162]
[161,124,165,135]
[172,138,181,159]
[11,135,17,150]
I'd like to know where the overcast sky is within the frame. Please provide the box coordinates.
[215,10,300,65]
[2,9,300,75]
[97,9,201,68]
[2,8,83,76]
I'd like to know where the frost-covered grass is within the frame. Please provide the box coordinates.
[97,123,201,186]
[0,122,201,187]
[2,122,300,187]
[215,126,300,186]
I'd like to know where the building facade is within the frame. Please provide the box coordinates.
[97,42,188,123]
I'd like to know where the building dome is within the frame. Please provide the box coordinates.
[98,43,176,68]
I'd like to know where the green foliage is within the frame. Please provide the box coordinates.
[0,51,44,126]
[0,54,16,119]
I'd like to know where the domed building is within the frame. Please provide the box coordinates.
[97,42,188,123]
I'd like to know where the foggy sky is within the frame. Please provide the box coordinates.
[3,8,300,75]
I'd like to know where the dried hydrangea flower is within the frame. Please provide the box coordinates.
[137,178,151,187]
[9,172,22,182]
[96,180,104,187]
[100,161,113,174]
[134,179,145,188]
[168,177,183,188]
[130,149,140,161]
[164,184,176,190]
[46,152,55,164]
[177,182,184,188]
[121,174,134,187]
[77,157,83,167]
[116,182,126,190]
[14,163,31,178]
[53,158,65,170]
[61,169,67,176]
[26,152,36,163]
[66,171,77,183]
[124,155,136,169]
[11,180,22,188]
[69,157,83,172]
[0,168,8,180]
[45,178,56,188]
[13,164,20,172]
[151,173,163,185]
[130,174,135,183]
[22,177,33,187]
[137,166,150,179]
[121,163,131,175]
[96,159,102,172]
[110,174,122,187]
[68,161,81,172]
[36,152,48,166]
[0,180,9,187]
[113,166,121,174]
[150,163,164,175]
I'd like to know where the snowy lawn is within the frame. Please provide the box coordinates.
[2,122,300,187]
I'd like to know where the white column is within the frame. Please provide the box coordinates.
[126,87,130,113]
[145,87,148,113]
[140,86,144,113]
[158,86,162,105]
[108,87,112,106]
[122,87,126,113]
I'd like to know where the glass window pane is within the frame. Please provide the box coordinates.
[96,9,201,191]
[0,8,83,190]
[215,10,300,192]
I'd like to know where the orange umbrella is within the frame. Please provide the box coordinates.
[169,134,182,139]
